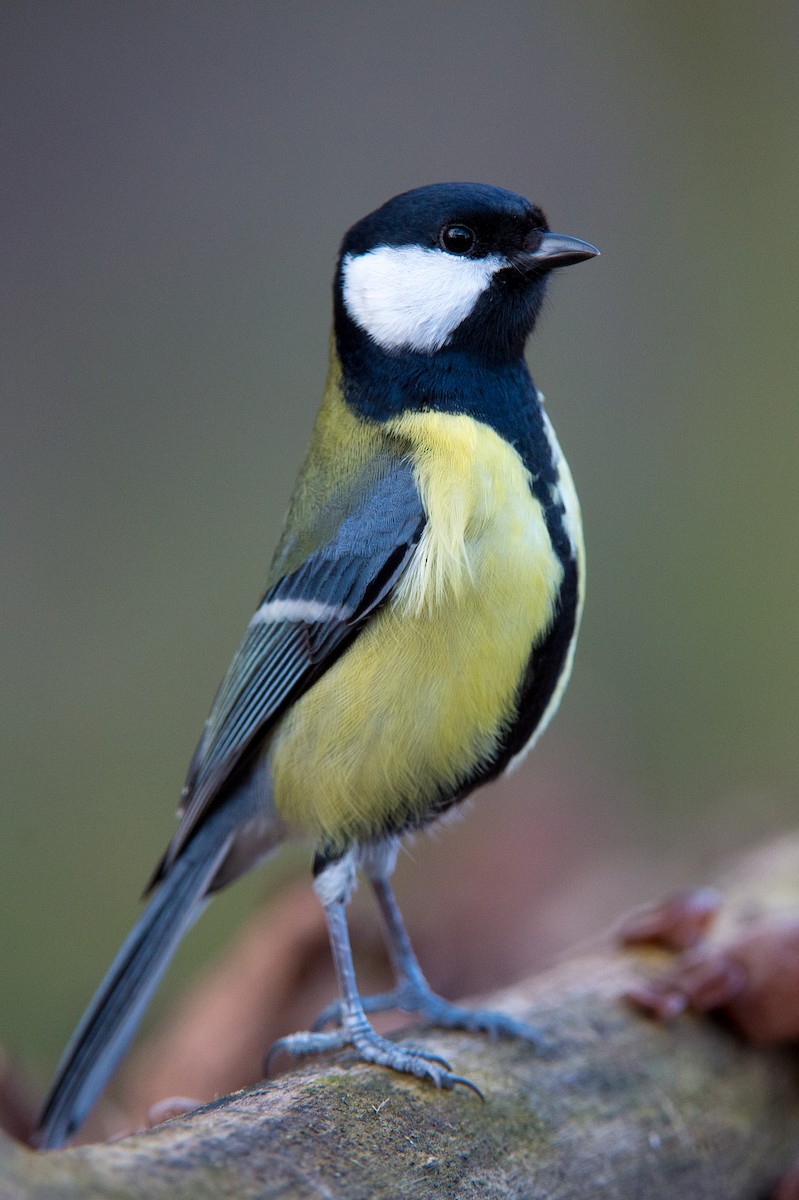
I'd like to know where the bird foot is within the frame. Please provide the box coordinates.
[266,1021,482,1096]
[313,983,544,1047]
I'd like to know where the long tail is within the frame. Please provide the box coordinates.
[36,804,239,1150]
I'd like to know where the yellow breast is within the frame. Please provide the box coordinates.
[269,411,563,850]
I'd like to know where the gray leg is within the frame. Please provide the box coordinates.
[267,850,479,1093]
[313,840,543,1046]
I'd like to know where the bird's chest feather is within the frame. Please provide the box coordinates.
[389,411,561,627]
[270,411,564,849]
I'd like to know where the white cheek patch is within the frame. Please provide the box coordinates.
[342,245,506,354]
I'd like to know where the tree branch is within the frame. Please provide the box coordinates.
[5,835,799,1199]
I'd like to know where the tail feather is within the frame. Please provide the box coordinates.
[36,810,236,1150]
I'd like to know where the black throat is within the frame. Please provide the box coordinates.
[334,307,572,566]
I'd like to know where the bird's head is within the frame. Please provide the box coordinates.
[334,182,597,365]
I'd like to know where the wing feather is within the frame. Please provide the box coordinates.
[161,458,425,869]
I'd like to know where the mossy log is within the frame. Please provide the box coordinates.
[4,835,799,1199]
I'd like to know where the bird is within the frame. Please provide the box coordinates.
[36,181,598,1149]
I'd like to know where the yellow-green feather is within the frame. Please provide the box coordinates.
[267,349,563,851]
[267,345,389,583]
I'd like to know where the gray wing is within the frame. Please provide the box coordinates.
[159,458,425,871]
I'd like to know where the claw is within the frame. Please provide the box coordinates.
[449,1074,485,1101]
[294,890,501,1100]
[408,1047,452,1070]
[265,1023,480,1095]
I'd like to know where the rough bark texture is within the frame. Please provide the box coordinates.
[5,835,799,1200]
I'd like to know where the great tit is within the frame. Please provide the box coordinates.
[36,182,597,1149]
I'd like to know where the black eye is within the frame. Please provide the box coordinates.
[439,224,477,255]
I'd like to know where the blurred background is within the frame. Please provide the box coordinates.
[2,1,798,1096]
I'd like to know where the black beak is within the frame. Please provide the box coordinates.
[517,232,600,271]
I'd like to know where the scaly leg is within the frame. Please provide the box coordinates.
[267,850,480,1093]
[313,841,543,1046]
